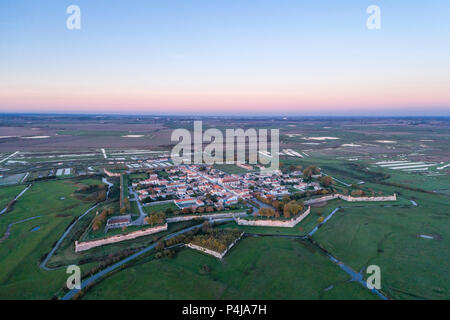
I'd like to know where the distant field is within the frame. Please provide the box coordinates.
[57,130,134,137]
[82,237,379,300]
[0,173,26,186]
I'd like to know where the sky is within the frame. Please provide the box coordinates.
[0,0,450,116]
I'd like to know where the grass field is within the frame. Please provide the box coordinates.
[0,185,26,209]
[143,202,178,214]
[312,193,449,300]
[0,178,103,299]
[214,164,252,175]
[82,237,379,300]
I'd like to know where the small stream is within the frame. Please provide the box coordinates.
[308,207,340,236]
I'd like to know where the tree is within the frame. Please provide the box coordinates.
[303,165,320,181]
[283,200,304,218]
[302,167,313,181]
[155,241,165,251]
[320,176,334,187]
[202,264,211,273]
[202,221,211,233]
[181,207,191,214]
[351,189,366,197]
[282,194,291,204]
[197,206,205,213]
[258,208,276,217]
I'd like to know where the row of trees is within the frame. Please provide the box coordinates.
[302,165,321,181]
[255,194,305,218]
[75,184,107,202]
[144,212,166,226]
[92,207,115,232]
[318,175,334,187]
[190,229,242,253]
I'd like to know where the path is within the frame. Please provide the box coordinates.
[0,151,19,164]
[0,184,32,216]
[40,178,113,271]
[320,171,352,187]
[128,187,147,226]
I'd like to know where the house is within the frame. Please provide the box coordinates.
[106,215,132,230]
[174,198,204,209]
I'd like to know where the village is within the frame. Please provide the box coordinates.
[104,162,327,230]
[68,157,399,255]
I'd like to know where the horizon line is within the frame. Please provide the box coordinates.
[1,111,449,119]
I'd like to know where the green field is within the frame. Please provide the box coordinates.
[0,178,103,299]
[143,202,178,214]
[312,192,449,300]
[214,164,252,175]
[82,237,379,300]
[0,185,26,209]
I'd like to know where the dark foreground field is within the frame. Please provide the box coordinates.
[82,237,379,300]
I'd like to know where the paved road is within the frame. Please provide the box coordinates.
[128,187,147,226]
[194,167,238,196]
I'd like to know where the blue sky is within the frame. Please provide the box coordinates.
[0,1,449,115]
